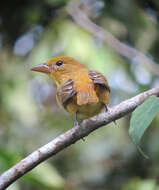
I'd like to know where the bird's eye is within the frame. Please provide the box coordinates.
[56,60,63,66]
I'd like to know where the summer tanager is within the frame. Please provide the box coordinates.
[31,56,110,125]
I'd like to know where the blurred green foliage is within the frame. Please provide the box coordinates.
[0,0,159,189]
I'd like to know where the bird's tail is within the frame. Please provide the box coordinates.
[77,89,99,105]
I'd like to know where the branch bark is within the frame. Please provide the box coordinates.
[0,86,159,189]
[67,1,159,77]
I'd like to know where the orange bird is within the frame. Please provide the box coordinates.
[31,56,110,125]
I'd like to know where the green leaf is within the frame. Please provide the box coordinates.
[129,95,159,157]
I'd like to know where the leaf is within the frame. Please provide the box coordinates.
[129,95,159,157]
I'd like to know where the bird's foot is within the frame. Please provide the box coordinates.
[74,120,80,128]
[105,104,109,112]
[105,105,118,127]
[74,120,85,142]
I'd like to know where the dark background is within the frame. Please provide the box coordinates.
[0,0,159,189]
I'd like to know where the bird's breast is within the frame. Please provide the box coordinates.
[76,102,104,121]
[65,98,104,122]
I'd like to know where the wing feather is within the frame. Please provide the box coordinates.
[56,79,77,108]
[88,70,110,91]
[88,70,110,104]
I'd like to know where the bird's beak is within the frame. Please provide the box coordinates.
[31,63,51,74]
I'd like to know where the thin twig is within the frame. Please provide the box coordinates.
[67,1,159,76]
[0,86,159,189]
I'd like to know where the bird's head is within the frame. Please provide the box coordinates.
[31,56,86,86]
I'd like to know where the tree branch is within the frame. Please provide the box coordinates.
[0,87,159,189]
[67,1,159,77]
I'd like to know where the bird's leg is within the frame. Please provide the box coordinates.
[105,104,117,126]
[105,104,109,112]
[74,112,79,127]
[74,112,85,142]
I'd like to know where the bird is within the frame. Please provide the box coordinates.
[31,56,110,126]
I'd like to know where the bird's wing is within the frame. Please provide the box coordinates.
[56,78,77,108]
[88,70,110,91]
[88,70,110,105]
